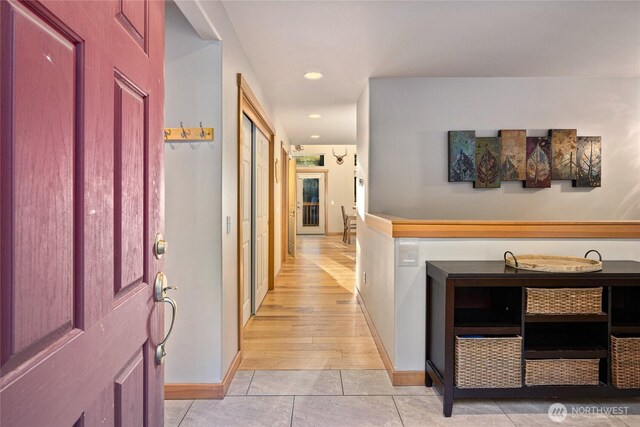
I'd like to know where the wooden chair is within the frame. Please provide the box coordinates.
[341,206,356,243]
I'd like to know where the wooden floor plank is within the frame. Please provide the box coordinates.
[239,235,384,370]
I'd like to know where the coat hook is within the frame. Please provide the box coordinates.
[164,128,171,139]
[199,122,206,139]
[180,121,190,139]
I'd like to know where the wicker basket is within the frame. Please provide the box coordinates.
[611,336,640,389]
[526,287,602,314]
[455,336,522,389]
[525,359,600,386]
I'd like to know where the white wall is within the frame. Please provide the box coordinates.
[164,2,222,383]
[356,84,369,218]
[293,145,356,234]
[356,224,396,364]
[369,77,640,220]
[166,1,289,384]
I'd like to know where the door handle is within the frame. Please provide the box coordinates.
[153,272,178,365]
[154,272,178,301]
[155,296,177,365]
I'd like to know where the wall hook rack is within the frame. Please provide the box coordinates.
[164,121,214,147]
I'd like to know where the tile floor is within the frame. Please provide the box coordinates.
[165,369,640,427]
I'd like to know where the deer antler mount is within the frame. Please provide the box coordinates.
[333,148,348,165]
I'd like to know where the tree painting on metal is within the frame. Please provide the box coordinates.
[474,137,501,188]
[448,131,476,182]
[550,129,578,180]
[574,136,602,187]
[499,130,526,181]
[525,136,552,188]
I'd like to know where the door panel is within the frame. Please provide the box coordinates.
[9,1,76,359]
[114,74,146,296]
[241,115,252,325]
[114,349,145,427]
[116,0,147,51]
[254,129,269,311]
[0,0,165,425]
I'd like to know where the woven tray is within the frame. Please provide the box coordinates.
[504,251,603,273]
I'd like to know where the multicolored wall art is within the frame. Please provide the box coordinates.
[525,136,551,188]
[550,129,577,180]
[474,137,501,188]
[447,129,602,189]
[499,130,526,181]
[575,136,602,187]
[448,131,476,182]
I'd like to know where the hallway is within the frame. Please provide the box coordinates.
[239,235,384,370]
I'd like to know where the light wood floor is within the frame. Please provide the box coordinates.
[239,235,384,370]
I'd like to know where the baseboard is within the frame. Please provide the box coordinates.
[164,383,223,400]
[355,290,425,386]
[221,350,243,396]
[392,370,425,386]
[165,351,242,399]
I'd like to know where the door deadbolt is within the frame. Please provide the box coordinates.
[155,233,168,259]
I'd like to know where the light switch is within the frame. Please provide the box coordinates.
[397,239,419,267]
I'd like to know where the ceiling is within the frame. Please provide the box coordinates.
[220,1,640,146]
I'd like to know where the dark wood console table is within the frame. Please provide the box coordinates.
[425,261,640,417]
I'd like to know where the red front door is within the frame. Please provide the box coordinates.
[1,0,165,425]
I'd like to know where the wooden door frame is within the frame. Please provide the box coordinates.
[237,74,275,350]
[296,168,329,236]
[281,143,288,262]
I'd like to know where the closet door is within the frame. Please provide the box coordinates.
[253,128,270,312]
[241,115,253,326]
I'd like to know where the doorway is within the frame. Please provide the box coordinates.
[296,172,327,235]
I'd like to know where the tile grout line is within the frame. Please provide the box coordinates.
[290,395,296,427]
[391,396,406,427]
[176,399,195,427]
[493,399,518,427]
[246,370,256,395]
[339,370,345,395]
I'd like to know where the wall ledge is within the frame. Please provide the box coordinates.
[365,213,640,239]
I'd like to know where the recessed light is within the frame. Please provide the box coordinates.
[310,135,320,139]
[303,71,323,80]
[308,114,322,119]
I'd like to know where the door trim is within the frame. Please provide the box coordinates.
[296,168,328,236]
[237,74,275,351]
[281,143,288,262]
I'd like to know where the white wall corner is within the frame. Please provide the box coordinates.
[174,0,222,41]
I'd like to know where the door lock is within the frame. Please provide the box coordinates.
[154,233,168,259]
